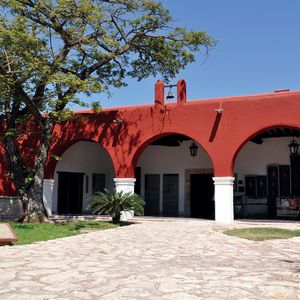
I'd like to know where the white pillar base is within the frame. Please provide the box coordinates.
[114,178,136,221]
[213,176,235,224]
[43,179,54,217]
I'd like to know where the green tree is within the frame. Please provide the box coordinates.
[0,0,216,222]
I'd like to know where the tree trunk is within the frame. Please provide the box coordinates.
[22,120,55,223]
[112,214,121,224]
[5,118,55,223]
[21,157,50,223]
[21,189,49,223]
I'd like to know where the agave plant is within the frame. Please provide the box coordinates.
[90,190,145,224]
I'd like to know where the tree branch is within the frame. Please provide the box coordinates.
[14,82,41,120]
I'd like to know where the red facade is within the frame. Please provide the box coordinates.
[1,79,300,196]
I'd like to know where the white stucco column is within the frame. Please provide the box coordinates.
[43,179,54,216]
[213,176,235,224]
[114,178,136,194]
[114,178,136,220]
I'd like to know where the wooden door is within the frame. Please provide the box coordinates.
[190,174,214,219]
[291,156,300,196]
[144,174,160,216]
[257,175,267,198]
[245,176,257,198]
[57,172,84,214]
[163,174,179,217]
[267,165,279,217]
[134,167,141,195]
[279,165,290,197]
[267,165,279,199]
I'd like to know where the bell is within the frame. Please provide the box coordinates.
[166,88,174,100]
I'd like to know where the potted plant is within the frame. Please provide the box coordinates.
[90,190,145,224]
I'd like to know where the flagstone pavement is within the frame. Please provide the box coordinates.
[0,218,300,300]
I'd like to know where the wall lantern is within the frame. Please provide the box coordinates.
[165,84,177,100]
[288,138,299,156]
[189,141,198,157]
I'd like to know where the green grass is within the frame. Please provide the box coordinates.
[5,221,118,245]
[224,227,300,241]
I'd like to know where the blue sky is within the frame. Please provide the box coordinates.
[85,0,300,108]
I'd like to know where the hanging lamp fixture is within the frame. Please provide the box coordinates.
[288,137,299,156]
[189,141,199,157]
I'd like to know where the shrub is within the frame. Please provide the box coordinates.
[90,190,145,224]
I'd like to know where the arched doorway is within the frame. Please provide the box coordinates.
[233,127,300,219]
[135,134,214,218]
[52,141,115,214]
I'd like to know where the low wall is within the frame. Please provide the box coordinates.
[0,197,23,220]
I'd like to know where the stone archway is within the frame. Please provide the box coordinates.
[49,141,115,214]
[133,133,214,218]
[233,126,300,220]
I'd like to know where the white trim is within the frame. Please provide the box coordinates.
[43,179,54,216]
[213,176,235,185]
[113,178,136,193]
[213,176,235,224]
[114,178,136,220]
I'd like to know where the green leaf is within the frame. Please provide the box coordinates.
[90,189,145,224]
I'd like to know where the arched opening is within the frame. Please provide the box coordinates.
[233,127,300,220]
[52,141,115,214]
[135,133,214,218]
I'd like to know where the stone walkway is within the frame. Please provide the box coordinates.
[0,219,300,299]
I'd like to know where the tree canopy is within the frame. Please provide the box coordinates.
[0,0,216,118]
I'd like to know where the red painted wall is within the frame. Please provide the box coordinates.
[1,79,300,196]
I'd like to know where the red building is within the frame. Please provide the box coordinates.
[1,79,300,223]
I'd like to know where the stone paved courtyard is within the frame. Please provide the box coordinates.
[0,218,299,299]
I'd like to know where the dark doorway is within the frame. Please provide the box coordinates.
[190,174,214,219]
[267,165,279,218]
[134,167,141,195]
[291,155,300,197]
[144,174,160,216]
[57,172,84,214]
[279,165,291,197]
[163,174,179,216]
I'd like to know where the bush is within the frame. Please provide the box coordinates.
[90,190,145,224]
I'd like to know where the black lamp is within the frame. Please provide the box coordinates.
[288,138,299,156]
[189,141,198,157]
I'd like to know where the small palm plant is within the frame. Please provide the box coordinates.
[90,190,145,224]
